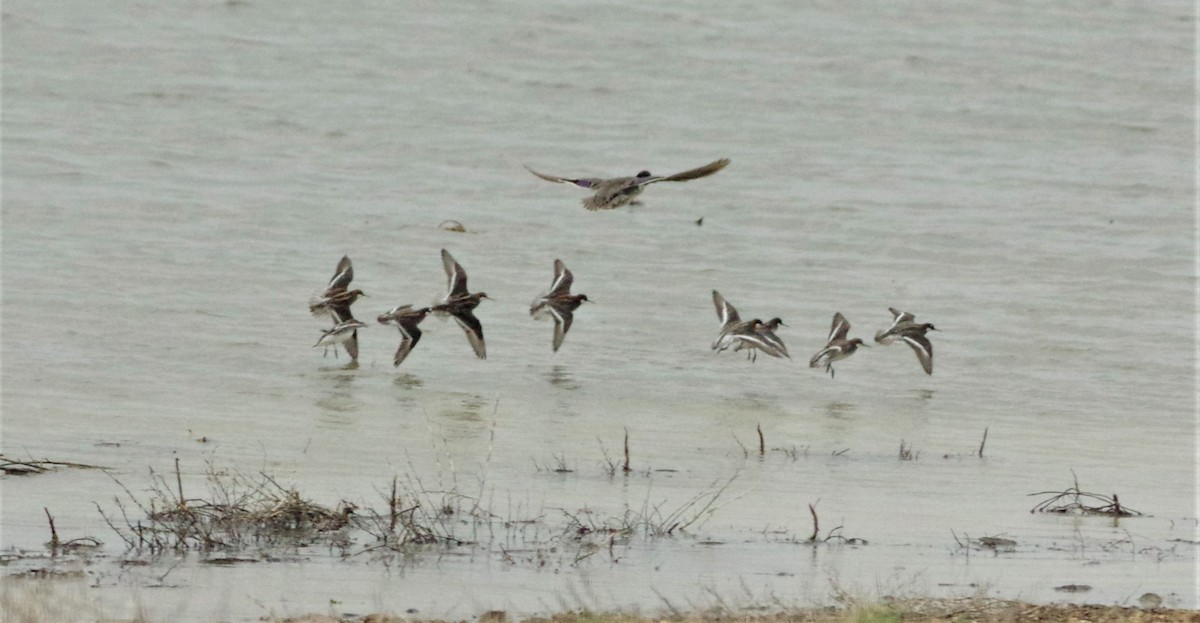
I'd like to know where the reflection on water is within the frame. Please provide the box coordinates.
[909,388,935,401]
[545,365,580,391]
[438,393,488,423]
[823,401,856,420]
[392,372,424,390]
[314,367,360,426]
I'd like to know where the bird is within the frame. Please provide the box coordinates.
[711,291,786,361]
[377,305,431,367]
[314,318,368,360]
[809,312,866,378]
[875,308,937,375]
[530,259,589,352]
[525,158,731,211]
[308,255,366,324]
[430,249,489,359]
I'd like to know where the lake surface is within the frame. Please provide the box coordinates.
[2,1,1196,620]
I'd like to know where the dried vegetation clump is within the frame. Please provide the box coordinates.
[1029,472,1143,517]
[98,459,362,552]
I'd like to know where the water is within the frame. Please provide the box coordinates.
[2,0,1195,620]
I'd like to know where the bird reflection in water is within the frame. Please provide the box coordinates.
[545,365,580,391]
[440,394,487,423]
[314,367,360,426]
[824,401,856,420]
[392,373,423,390]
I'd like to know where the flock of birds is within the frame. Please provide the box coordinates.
[308,158,939,377]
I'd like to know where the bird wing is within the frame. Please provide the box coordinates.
[757,328,790,358]
[902,334,933,375]
[887,307,916,329]
[441,249,469,298]
[549,259,574,296]
[734,332,785,358]
[639,158,731,186]
[453,311,487,359]
[810,345,838,368]
[712,290,740,325]
[392,326,422,367]
[828,312,850,344]
[328,256,354,290]
[330,302,355,325]
[524,165,604,189]
[549,307,574,352]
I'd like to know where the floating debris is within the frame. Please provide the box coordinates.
[1,455,106,476]
[977,536,1017,552]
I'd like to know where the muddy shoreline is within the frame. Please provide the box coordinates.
[4,580,1198,623]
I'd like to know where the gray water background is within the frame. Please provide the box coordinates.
[2,1,1196,620]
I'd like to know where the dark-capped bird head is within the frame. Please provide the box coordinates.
[635,170,652,179]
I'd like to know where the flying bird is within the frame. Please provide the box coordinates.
[530,259,590,352]
[875,307,937,375]
[378,305,431,367]
[525,158,731,211]
[308,255,366,324]
[430,249,489,359]
[314,318,368,360]
[711,290,787,361]
[809,312,866,378]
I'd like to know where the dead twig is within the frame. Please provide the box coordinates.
[45,507,60,550]
[622,428,631,474]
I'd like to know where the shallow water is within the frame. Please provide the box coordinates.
[2,0,1196,620]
